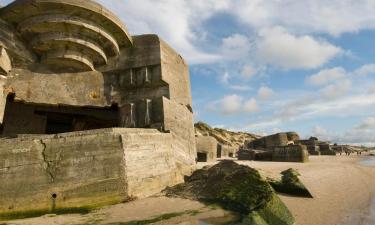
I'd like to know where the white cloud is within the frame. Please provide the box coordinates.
[210,94,259,115]
[306,67,347,86]
[258,86,275,100]
[256,27,342,69]
[353,64,375,76]
[244,98,258,113]
[312,126,329,136]
[220,72,251,91]
[220,94,243,115]
[241,65,257,80]
[221,34,251,59]
[320,79,352,99]
[230,0,375,36]
[355,117,375,130]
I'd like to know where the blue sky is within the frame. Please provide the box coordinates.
[1,0,375,145]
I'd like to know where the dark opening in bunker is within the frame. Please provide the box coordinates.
[197,152,208,162]
[0,95,120,136]
[51,193,57,199]
[217,144,222,158]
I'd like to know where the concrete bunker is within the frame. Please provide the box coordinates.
[0,0,197,216]
[196,136,218,162]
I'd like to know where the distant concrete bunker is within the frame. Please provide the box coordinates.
[0,0,196,216]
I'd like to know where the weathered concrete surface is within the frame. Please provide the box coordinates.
[196,136,217,162]
[0,128,185,216]
[247,132,289,150]
[286,132,300,143]
[272,145,309,163]
[0,47,11,75]
[5,69,107,107]
[0,0,133,72]
[220,144,237,158]
[319,143,336,155]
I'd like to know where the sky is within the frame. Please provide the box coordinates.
[1,0,375,146]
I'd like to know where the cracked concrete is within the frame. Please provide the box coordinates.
[39,139,55,183]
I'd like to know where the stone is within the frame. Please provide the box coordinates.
[196,136,217,162]
[165,161,295,225]
[269,168,313,198]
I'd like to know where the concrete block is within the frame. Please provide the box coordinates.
[272,145,309,163]
[196,136,217,162]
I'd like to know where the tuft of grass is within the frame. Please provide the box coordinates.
[107,210,200,225]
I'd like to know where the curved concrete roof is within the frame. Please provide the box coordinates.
[0,0,133,72]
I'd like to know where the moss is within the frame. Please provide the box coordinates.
[243,212,268,225]
[0,196,122,221]
[0,207,92,221]
[106,210,200,225]
[256,194,295,225]
[269,168,313,198]
[217,171,273,214]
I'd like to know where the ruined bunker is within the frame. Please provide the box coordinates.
[0,0,196,216]
[196,136,217,162]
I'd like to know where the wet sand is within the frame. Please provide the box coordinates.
[2,155,375,225]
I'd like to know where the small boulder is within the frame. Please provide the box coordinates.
[269,168,313,198]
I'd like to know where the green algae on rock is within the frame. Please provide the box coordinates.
[269,168,313,198]
[165,160,295,225]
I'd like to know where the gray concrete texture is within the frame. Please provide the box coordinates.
[272,145,309,163]
[0,129,186,216]
[196,136,218,162]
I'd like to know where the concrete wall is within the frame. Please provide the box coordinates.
[221,145,237,157]
[286,132,300,142]
[247,132,290,150]
[5,69,107,107]
[265,133,289,148]
[163,97,196,165]
[0,128,184,216]
[272,145,309,163]
[196,136,217,162]
[160,38,192,108]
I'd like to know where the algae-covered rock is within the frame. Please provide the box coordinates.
[165,161,295,225]
[269,168,313,198]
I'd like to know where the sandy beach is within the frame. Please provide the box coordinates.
[2,155,375,225]
[237,155,375,225]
